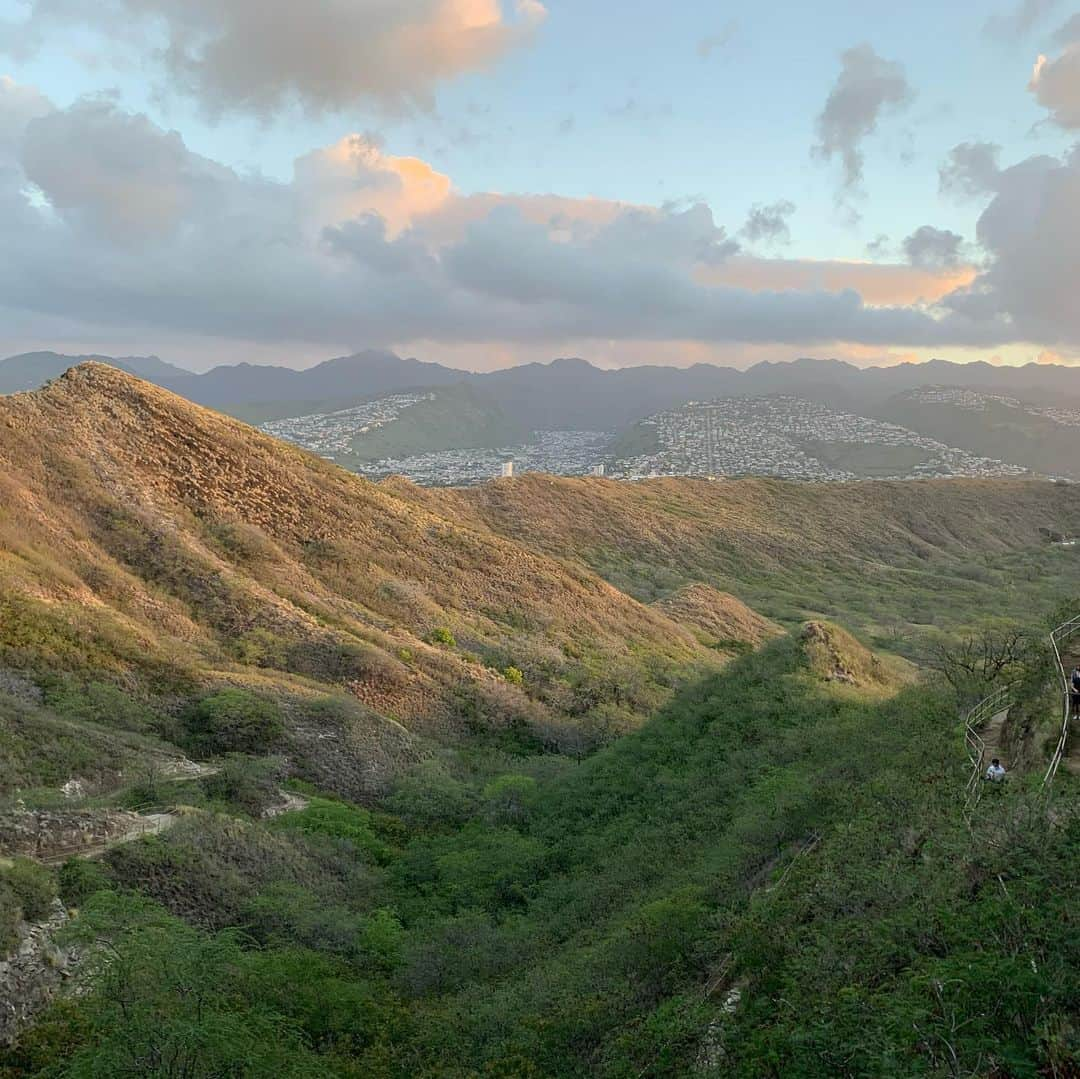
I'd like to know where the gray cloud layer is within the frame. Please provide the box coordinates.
[0,78,1074,355]
[946,145,1080,346]
[939,142,1003,198]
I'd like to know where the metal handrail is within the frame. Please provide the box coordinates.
[963,683,1014,810]
[1044,615,1080,785]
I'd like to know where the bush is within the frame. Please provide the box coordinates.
[385,761,478,829]
[202,755,286,816]
[481,774,537,825]
[503,666,524,685]
[0,858,57,929]
[184,689,284,756]
[43,678,158,733]
[232,628,289,669]
[361,908,405,972]
[272,798,394,865]
[0,885,21,954]
[428,627,457,648]
[58,859,114,907]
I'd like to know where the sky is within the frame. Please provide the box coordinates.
[0,0,1079,372]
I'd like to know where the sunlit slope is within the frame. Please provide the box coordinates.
[408,473,1080,634]
[0,364,728,751]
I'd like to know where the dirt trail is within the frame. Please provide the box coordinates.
[978,708,1011,771]
[37,812,177,866]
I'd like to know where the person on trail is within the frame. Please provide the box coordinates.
[1071,666,1080,717]
[985,758,1006,783]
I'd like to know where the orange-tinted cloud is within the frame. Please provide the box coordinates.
[698,255,976,305]
[5,0,549,119]
[295,135,453,237]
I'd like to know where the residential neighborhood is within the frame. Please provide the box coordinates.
[609,396,1032,481]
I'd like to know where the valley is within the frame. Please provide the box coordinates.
[0,364,1076,1077]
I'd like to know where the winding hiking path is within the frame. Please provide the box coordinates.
[966,612,1080,793]
[977,706,1011,772]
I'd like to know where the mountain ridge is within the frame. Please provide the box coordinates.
[6,351,1080,432]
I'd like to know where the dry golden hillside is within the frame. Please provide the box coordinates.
[654,584,782,651]
[0,364,723,775]
[397,472,1080,634]
[4,364,1079,797]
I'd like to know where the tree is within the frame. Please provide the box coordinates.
[929,627,1034,701]
[184,689,284,756]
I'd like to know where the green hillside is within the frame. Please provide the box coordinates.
[877,390,1080,479]
[0,367,1078,1077]
[4,629,1077,1077]
[344,384,529,463]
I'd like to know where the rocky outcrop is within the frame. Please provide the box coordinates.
[801,620,891,688]
[0,809,147,862]
[0,902,74,1046]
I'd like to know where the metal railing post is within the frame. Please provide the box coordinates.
[1043,615,1080,786]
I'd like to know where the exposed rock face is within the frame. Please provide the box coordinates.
[0,670,42,706]
[0,902,73,1046]
[801,620,890,688]
[0,810,146,862]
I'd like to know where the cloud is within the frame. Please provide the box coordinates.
[1056,14,1080,44]
[939,141,1002,198]
[701,256,975,306]
[0,76,52,155]
[21,96,234,242]
[1029,21,1080,128]
[865,234,891,258]
[293,134,453,237]
[1034,348,1080,364]
[942,145,1080,346]
[983,0,1061,40]
[903,225,964,269]
[2,0,548,119]
[0,80,1047,360]
[813,44,914,192]
[739,201,795,246]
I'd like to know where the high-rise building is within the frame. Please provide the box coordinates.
[590,463,606,477]
[500,460,514,478]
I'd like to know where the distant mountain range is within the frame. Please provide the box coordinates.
[5,350,1080,433]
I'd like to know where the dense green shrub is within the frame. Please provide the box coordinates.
[10,631,1080,1078]
[42,678,159,733]
[1,859,57,923]
[183,688,284,756]
[384,761,478,829]
[0,859,57,951]
[272,798,395,865]
[202,755,286,816]
[481,774,537,825]
[57,859,114,908]
[0,886,21,955]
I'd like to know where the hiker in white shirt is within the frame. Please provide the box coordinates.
[985,758,1006,783]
